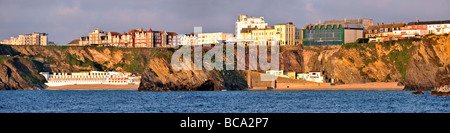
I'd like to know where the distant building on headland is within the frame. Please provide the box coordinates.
[39,71,141,87]
[235,15,268,41]
[240,22,297,46]
[74,28,178,48]
[303,18,373,46]
[407,19,450,35]
[67,39,80,46]
[197,32,234,45]
[363,19,450,42]
[1,32,48,46]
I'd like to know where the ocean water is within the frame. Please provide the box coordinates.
[0,90,448,113]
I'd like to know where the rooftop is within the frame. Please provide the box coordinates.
[366,22,405,30]
[407,20,450,25]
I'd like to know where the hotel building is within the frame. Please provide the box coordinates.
[198,32,234,45]
[240,22,296,46]
[235,15,268,40]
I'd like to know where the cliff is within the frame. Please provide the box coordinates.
[0,45,175,90]
[433,65,450,96]
[0,44,248,91]
[280,38,418,85]
[138,57,248,91]
[403,35,450,91]
[0,56,47,90]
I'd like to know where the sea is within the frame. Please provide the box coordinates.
[0,90,449,113]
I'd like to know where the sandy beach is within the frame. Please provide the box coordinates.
[45,84,139,90]
[45,82,403,91]
[248,82,404,91]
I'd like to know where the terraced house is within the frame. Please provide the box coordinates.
[365,22,405,42]
[74,28,178,48]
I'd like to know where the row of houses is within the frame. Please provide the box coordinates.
[302,18,450,46]
[68,16,450,48]
[68,28,179,48]
[365,19,450,42]
[3,15,449,47]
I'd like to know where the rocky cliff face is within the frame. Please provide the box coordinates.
[0,44,176,90]
[0,44,248,91]
[1,35,449,91]
[280,39,417,85]
[137,57,249,91]
[404,35,450,91]
[0,56,47,90]
[433,65,450,96]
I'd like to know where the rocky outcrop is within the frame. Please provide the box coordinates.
[137,58,248,91]
[411,91,425,95]
[403,35,450,91]
[293,39,416,84]
[0,56,47,90]
[431,65,450,96]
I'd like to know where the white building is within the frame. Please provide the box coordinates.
[297,72,324,83]
[392,29,428,38]
[235,15,268,40]
[179,33,198,46]
[1,32,48,46]
[427,23,450,35]
[198,32,233,45]
[406,20,450,35]
[266,70,284,76]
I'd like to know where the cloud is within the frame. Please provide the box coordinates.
[305,3,314,12]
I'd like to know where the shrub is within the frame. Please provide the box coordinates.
[356,38,369,43]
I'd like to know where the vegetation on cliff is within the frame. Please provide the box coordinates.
[0,55,47,90]
[404,35,450,91]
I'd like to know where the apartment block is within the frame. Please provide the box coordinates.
[1,32,48,46]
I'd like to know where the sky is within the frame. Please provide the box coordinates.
[1,0,450,45]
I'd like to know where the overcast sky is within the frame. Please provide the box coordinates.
[1,0,449,45]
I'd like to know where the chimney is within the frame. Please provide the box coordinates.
[377,22,379,26]
[417,18,419,23]
[381,21,384,25]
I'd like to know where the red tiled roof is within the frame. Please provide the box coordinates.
[109,32,121,36]
[167,32,178,36]
[128,29,137,34]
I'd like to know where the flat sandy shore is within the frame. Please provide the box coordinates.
[45,84,139,90]
[248,82,404,91]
